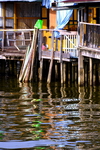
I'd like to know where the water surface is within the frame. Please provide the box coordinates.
[0,76,100,149]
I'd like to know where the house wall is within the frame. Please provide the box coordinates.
[0,2,49,29]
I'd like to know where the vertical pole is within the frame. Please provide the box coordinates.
[75,64,78,83]
[39,58,43,81]
[14,3,17,29]
[93,63,96,85]
[60,35,63,85]
[63,62,66,83]
[2,2,5,50]
[39,30,43,61]
[47,31,54,83]
[78,49,84,86]
[68,62,70,85]
[77,9,80,47]
[98,63,100,84]
[55,61,58,81]
[72,63,75,83]
[84,62,88,85]
[89,58,92,86]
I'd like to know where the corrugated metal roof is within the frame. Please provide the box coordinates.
[0,0,41,2]
[62,0,100,3]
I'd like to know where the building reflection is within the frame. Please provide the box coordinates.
[0,81,100,149]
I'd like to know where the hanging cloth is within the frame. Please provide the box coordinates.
[54,2,75,37]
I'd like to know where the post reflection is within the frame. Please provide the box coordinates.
[0,81,100,149]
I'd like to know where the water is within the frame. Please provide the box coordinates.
[0,76,100,150]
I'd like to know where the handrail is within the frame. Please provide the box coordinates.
[80,22,100,26]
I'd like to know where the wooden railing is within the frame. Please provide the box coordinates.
[0,28,78,58]
[79,22,100,49]
[38,29,78,59]
[0,29,35,50]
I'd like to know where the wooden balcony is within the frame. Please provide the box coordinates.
[79,22,100,59]
[0,29,78,61]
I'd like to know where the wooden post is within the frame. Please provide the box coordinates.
[2,3,5,50]
[75,64,78,83]
[38,30,43,61]
[68,62,70,85]
[63,62,66,83]
[55,61,59,81]
[89,58,92,86]
[93,63,96,85]
[47,31,54,83]
[77,9,80,47]
[78,50,84,86]
[60,35,63,85]
[39,58,43,81]
[84,62,88,85]
[98,63,100,84]
[29,29,38,81]
[72,63,75,83]
[14,3,17,29]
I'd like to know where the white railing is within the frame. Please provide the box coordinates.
[39,29,78,58]
[61,31,78,58]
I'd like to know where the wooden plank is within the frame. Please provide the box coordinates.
[29,29,38,81]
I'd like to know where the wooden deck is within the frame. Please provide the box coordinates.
[0,47,26,60]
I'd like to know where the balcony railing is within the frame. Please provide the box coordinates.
[79,22,100,49]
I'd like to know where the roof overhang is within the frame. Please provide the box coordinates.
[62,0,100,3]
[0,0,41,2]
[52,1,100,10]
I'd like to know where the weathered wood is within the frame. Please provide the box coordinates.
[98,63,100,84]
[72,63,75,83]
[93,63,96,85]
[78,50,84,86]
[47,31,54,83]
[55,61,59,81]
[63,62,66,83]
[39,58,43,81]
[18,44,31,81]
[89,58,92,86]
[60,35,63,84]
[60,62,63,85]
[38,30,43,61]
[29,29,38,81]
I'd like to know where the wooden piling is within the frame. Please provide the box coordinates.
[39,58,43,81]
[78,50,84,86]
[47,31,54,83]
[93,63,96,85]
[55,61,59,81]
[63,62,66,83]
[89,58,92,86]
[60,35,63,85]
[98,63,100,84]
[72,63,75,83]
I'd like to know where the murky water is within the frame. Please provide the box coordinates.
[0,76,100,150]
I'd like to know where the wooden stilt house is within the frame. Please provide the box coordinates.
[52,0,100,86]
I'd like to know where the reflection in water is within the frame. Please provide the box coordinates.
[0,78,100,149]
